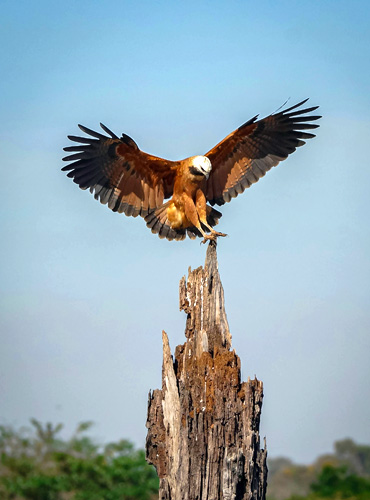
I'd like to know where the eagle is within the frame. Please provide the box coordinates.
[62,99,320,242]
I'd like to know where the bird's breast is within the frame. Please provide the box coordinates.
[174,169,202,199]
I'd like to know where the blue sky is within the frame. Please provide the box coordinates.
[1,0,370,463]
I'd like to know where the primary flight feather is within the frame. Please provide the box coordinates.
[62,99,320,242]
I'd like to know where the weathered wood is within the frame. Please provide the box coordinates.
[146,241,267,500]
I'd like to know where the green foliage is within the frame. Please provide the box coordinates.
[310,465,370,499]
[0,420,158,500]
[267,439,370,500]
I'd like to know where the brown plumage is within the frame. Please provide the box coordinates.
[62,99,320,242]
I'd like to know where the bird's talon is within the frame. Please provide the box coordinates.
[201,231,227,244]
[201,234,213,244]
[213,231,228,238]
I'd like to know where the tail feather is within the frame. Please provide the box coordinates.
[187,228,202,239]
[206,205,222,228]
[144,202,223,241]
[145,202,186,241]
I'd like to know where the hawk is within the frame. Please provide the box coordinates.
[62,99,320,242]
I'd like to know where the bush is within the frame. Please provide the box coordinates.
[0,420,158,500]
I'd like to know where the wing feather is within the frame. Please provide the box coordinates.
[205,100,321,205]
[62,123,178,218]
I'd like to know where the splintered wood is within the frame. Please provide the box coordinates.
[146,242,267,500]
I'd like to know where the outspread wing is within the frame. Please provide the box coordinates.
[62,124,177,217]
[205,99,321,205]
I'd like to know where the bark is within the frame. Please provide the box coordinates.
[146,241,267,500]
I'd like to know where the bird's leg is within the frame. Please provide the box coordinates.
[195,189,227,242]
[200,219,228,243]
[203,223,228,239]
[184,195,213,243]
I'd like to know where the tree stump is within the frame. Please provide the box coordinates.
[146,242,267,500]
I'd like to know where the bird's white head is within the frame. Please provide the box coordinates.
[192,156,212,179]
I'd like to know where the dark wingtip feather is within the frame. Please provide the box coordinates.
[239,114,259,129]
[293,123,320,130]
[78,124,106,139]
[287,97,309,110]
[289,105,320,115]
[290,114,321,122]
[100,123,118,139]
[275,98,311,116]
[62,152,85,161]
[67,134,97,144]
[63,145,85,152]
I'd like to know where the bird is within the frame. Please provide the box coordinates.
[62,99,320,242]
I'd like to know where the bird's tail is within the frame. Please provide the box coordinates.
[145,202,222,241]
[145,202,186,241]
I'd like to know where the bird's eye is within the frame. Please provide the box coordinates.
[189,166,204,176]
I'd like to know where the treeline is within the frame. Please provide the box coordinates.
[0,420,158,499]
[1,420,369,499]
[267,438,370,500]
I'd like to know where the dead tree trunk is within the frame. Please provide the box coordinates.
[146,242,267,500]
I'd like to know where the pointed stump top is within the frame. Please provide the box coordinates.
[179,241,231,355]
